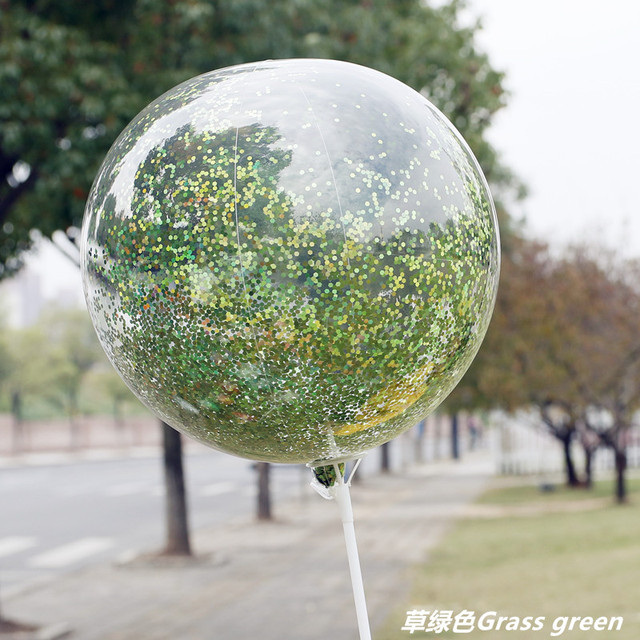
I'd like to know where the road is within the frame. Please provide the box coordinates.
[0,449,309,596]
[2,449,496,640]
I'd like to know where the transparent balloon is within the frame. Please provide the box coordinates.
[81,59,500,465]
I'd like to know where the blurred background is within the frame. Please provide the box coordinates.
[1,0,639,638]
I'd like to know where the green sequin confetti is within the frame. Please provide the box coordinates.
[81,59,500,465]
[313,463,346,488]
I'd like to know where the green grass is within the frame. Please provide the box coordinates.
[477,475,640,505]
[376,477,640,639]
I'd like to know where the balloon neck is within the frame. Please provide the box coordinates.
[312,462,345,488]
[309,458,363,499]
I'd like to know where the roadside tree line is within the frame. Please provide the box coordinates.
[0,305,138,449]
[451,238,640,503]
[0,0,519,574]
[0,0,636,587]
[0,0,521,631]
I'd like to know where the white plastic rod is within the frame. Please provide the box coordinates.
[333,468,372,640]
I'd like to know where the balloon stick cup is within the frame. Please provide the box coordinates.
[311,459,371,640]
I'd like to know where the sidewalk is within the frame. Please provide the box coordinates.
[3,451,495,640]
[0,415,162,459]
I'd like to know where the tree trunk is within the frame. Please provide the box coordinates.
[380,441,391,473]
[451,413,460,460]
[11,390,23,453]
[69,391,80,450]
[415,419,425,463]
[614,446,627,504]
[256,462,272,521]
[583,446,594,489]
[161,421,192,555]
[434,414,443,460]
[113,398,124,430]
[561,434,580,487]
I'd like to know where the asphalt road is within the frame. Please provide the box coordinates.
[0,449,309,595]
[3,449,496,640]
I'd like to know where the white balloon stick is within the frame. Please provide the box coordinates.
[332,463,372,640]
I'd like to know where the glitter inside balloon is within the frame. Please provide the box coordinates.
[81,59,500,465]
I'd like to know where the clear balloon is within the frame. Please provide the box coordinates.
[81,59,500,465]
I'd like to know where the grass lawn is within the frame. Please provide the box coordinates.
[376,475,640,639]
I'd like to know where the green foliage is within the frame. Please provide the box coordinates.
[313,463,346,488]
[0,0,515,277]
[475,242,640,418]
[35,307,103,417]
[0,2,137,275]
[82,366,143,421]
[449,239,640,416]
[0,318,11,387]
[2,325,53,395]
[0,304,141,420]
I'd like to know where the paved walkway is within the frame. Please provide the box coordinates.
[3,452,494,640]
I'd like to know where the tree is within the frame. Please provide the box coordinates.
[255,462,272,521]
[449,239,579,483]
[380,442,391,473]
[2,324,54,451]
[570,253,640,501]
[0,1,138,276]
[0,322,16,449]
[471,239,640,501]
[441,194,525,458]
[161,421,192,555]
[528,249,640,501]
[89,366,137,429]
[0,307,106,448]
[1,0,516,278]
[37,307,102,445]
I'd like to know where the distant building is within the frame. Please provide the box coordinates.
[0,266,43,328]
[0,236,84,328]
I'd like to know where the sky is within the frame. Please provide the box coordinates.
[465,0,640,256]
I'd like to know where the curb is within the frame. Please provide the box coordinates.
[0,622,72,640]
